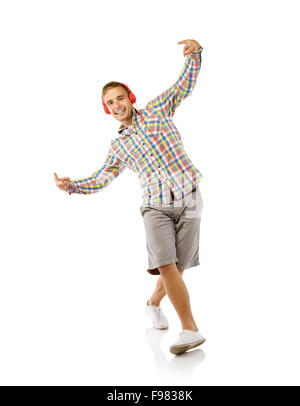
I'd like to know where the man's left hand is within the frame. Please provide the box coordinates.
[177,39,203,57]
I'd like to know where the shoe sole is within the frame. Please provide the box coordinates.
[170,338,206,355]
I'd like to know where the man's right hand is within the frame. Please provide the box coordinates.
[54,172,71,191]
[177,39,203,56]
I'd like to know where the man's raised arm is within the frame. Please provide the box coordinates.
[146,39,203,118]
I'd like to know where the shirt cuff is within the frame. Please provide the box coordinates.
[190,46,203,56]
[66,181,75,195]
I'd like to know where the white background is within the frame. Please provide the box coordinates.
[0,0,300,386]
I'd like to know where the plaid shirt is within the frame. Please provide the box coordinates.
[66,47,204,206]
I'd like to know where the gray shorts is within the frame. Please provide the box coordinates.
[139,185,203,275]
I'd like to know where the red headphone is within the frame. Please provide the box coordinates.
[102,82,136,114]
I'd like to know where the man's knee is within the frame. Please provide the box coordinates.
[158,263,184,277]
[158,262,176,276]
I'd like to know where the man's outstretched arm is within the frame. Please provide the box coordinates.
[54,143,126,195]
[146,39,203,118]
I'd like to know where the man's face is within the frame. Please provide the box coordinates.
[103,86,133,124]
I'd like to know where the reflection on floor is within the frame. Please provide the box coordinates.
[145,328,206,379]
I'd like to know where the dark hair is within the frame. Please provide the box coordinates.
[102,81,130,98]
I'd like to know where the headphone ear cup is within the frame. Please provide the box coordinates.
[104,104,110,114]
[120,83,136,104]
[129,93,136,104]
[102,97,111,114]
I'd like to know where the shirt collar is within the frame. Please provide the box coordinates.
[118,108,139,134]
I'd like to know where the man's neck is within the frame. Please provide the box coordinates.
[121,118,133,127]
[120,108,137,128]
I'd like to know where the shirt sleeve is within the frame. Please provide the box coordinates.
[66,143,126,195]
[145,47,203,118]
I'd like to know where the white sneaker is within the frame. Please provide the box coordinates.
[170,330,206,355]
[146,302,169,330]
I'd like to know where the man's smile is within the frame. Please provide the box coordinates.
[115,108,126,116]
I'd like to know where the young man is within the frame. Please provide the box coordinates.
[54,39,206,355]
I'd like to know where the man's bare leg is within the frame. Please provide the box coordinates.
[147,268,184,307]
[158,263,198,332]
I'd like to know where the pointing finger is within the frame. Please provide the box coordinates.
[184,47,193,56]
